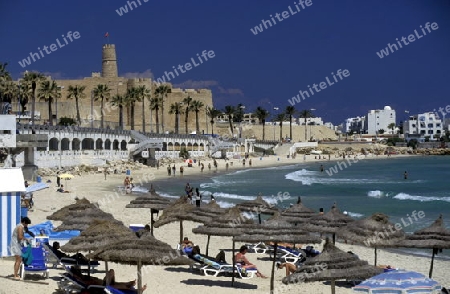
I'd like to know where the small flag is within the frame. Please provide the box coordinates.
[104,32,109,38]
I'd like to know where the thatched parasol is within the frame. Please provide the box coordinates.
[395,214,450,278]
[235,195,279,223]
[192,200,226,218]
[281,196,316,224]
[126,194,173,236]
[47,198,97,221]
[304,202,354,244]
[153,197,212,243]
[283,238,383,294]
[87,233,194,294]
[235,233,322,294]
[54,208,123,231]
[337,213,405,266]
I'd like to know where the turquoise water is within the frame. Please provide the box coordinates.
[153,156,450,257]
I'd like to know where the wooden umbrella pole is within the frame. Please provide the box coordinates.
[180,220,183,244]
[232,239,236,286]
[331,279,335,294]
[332,233,336,245]
[258,213,262,224]
[206,235,211,256]
[374,247,377,266]
[429,248,436,278]
[137,259,143,294]
[270,242,278,294]
[105,261,109,272]
[150,211,154,236]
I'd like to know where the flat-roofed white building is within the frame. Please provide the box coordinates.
[367,106,396,135]
[403,112,442,140]
[0,115,17,148]
[344,116,365,134]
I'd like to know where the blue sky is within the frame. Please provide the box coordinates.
[1,0,450,125]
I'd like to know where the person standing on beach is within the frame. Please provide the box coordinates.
[208,163,211,171]
[172,165,176,176]
[195,189,201,207]
[249,159,252,166]
[167,166,171,176]
[226,162,229,171]
[11,217,34,279]
[180,166,184,176]
[56,171,61,187]
[201,163,204,172]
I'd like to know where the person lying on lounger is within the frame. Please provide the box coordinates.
[69,265,103,285]
[234,245,267,278]
[104,269,147,292]
[53,242,89,263]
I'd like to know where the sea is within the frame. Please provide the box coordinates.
[151,155,450,259]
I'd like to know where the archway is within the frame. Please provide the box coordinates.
[49,138,59,151]
[113,140,119,150]
[72,138,81,151]
[120,140,127,151]
[105,139,111,150]
[82,138,94,150]
[61,138,70,151]
[96,138,103,150]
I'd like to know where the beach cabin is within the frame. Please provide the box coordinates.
[0,167,26,257]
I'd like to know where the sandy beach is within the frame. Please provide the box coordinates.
[1,154,448,294]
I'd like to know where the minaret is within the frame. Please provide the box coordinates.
[102,44,118,78]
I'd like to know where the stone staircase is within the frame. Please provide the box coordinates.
[273,142,294,157]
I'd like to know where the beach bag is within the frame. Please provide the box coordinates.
[21,243,33,266]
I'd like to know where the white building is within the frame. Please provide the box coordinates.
[403,112,442,140]
[298,117,323,125]
[367,106,396,135]
[344,116,365,134]
[0,115,17,148]
[324,122,337,131]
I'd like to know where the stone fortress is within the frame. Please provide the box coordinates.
[25,44,214,133]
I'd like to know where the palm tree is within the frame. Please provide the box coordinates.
[38,80,60,126]
[149,97,162,134]
[387,122,396,134]
[275,113,286,142]
[206,107,222,135]
[19,82,32,116]
[223,105,236,136]
[111,94,126,129]
[67,85,86,125]
[93,84,111,128]
[125,87,141,130]
[183,95,193,134]
[169,102,184,134]
[137,85,151,132]
[1,81,17,104]
[299,109,314,141]
[254,106,270,140]
[154,84,170,133]
[285,106,296,140]
[0,62,11,82]
[233,103,245,123]
[23,71,45,125]
[191,100,204,134]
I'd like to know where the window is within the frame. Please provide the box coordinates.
[412,124,416,128]
[436,123,441,127]
[428,124,433,128]
[420,130,426,134]
[428,130,434,134]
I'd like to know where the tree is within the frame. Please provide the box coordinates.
[378,129,385,134]
[37,80,60,126]
[125,87,140,130]
[23,71,45,125]
[154,84,170,133]
[0,62,12,104]
[183,95,193,134]
[223,105,236,136]
[111,94,126,129]
[93,84,111,128]
[149,97,162,134]
[254,106,270,140]
[169,102,184,134]
[387,123,396,134]
[299,109,314,141]
[275,113,286,142]
[19,82,32,116]
[1,81,17,104]
[191,100,204,134]
[285,105,296,140]
[0,62,11,82]
[67,85,86,125]
[206,106,222,135]
[137,85,151,132]
[233,103,245,123]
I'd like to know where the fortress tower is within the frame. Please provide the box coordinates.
[102,44,118,78]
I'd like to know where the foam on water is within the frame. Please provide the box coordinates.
[347,211,364,218]
[155,191,180,199]
[215,201,234,209]
[367,190,385,198]
[285,169,376,185]
[393,193,450,203]
[212,192,256,200]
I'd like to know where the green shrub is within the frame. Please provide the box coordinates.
[179,147,190,159]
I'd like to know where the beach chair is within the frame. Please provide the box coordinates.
[20,246,49,279]
[190,254,257,279]
[245,242,273,254]
[274,245,306,265]
[43,243,100,272]
[58,273,104,294]
[104,286,138,294]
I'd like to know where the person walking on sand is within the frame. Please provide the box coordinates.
[56,171,61,187]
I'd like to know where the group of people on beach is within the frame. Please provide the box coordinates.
[123,176,135,193]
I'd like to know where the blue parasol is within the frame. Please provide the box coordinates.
[353,270,441,293]
[26,182,49,193]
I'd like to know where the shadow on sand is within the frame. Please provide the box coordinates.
[180,278,258,289]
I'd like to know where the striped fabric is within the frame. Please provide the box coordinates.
[0,192,21,257]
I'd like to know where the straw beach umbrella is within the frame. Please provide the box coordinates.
[337,213,405,266]
[281,196,316,224]
[47,198,97,221]
[153,197,212,243]
[54,207,123,231]
[304,202,354,244]
[395,214,450,278]
[283,238,383,294]
[88,233,194,294]
[236,195,279,223]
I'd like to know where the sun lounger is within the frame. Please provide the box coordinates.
[104,285,138,294]
[245,242,273,254]
[190,254,257,279]
[58,273,104,294]
[43,243,100,272]
[20,246,49,279]
[274,245,306,265]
